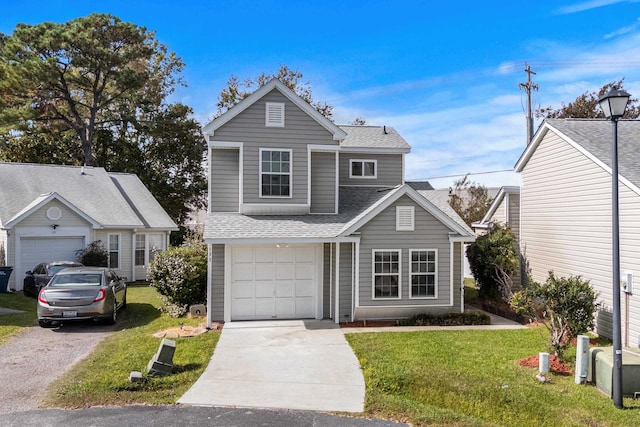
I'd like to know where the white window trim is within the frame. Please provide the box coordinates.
[372,249,402,300]
[265,102,285,127]
[396,206,415,231]
[135,234,146,267]
[107,233,121,269]
[409,249,438,299]
[349,159,377,179]
[259,148,293,199]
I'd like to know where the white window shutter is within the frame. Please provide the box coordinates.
[265,102,285,127]
[396,206,415,231]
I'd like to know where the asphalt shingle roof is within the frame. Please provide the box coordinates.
[204,186,473,241]
[0,162,176,229]
[338,125,411,151]
[546,119,640,187]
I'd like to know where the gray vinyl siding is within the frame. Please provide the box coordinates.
[453,242,462,311]
[339,153,403,187]
[357,195,452,308]
[339,242,353,322]
[323,243,332,319]
[210,149,239,212]
[210,89,338,207]
[310,152,336,213]
[209,244,225,321]
[491,199,507,224]
[521,129,640,343]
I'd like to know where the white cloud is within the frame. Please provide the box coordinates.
[555,0,625,15]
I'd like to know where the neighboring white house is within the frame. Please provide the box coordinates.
[201,79,476,326]
[514,118,640,347]
[0,162,178,290]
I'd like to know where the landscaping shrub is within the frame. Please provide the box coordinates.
[76,240,108,266]
[511,271,600,359]
[397,312,490,327]
[147,238,207,317]
[466,223,519,301]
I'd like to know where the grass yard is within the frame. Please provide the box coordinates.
[346,328,640,427]
[42,286,219,408]
[0,291,38,344]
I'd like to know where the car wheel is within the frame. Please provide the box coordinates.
[23,288,31,297]
[106,301,117,325]
[122,295,127,310]
[38,320,53,328]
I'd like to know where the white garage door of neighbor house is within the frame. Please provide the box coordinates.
[20,236,85,273]
[231,245,319,320]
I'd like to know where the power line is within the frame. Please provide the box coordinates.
[414,168,515,181]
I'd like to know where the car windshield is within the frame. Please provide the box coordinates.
[48,265,77,276]
[49,273,102,287]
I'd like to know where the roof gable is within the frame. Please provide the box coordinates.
[339,185,474,238]
[476,186,519,225]
[515,119,640,195]
[202,79,347,141]
[4,192,100,228]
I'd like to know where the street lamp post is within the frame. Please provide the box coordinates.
[598,88,630,409]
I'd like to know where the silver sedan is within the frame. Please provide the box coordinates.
[37,267,127,327]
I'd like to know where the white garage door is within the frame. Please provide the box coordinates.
[20,236,85,273]
[231,245,319,320]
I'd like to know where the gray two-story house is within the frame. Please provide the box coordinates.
[202,79,475,325]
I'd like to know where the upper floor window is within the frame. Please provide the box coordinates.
[350,159,377,179]
[260,148,292,197]
[265,102,285,127]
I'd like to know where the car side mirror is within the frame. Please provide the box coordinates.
[26,271,33,275]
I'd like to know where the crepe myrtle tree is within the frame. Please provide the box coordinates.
[511,272,600,359]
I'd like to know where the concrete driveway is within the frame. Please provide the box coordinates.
[178,320,365,412]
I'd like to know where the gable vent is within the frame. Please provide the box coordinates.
[266,102,285,127]
[396,206,415,231]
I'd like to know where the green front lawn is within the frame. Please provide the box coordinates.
[43,286,219,408]
[0,291,38,344]
[346,328,640,426]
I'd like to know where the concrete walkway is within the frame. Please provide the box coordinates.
[178,320,365,413]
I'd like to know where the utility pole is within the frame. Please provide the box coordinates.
[519,63,538,145]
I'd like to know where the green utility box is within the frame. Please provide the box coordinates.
[588,347,640,397]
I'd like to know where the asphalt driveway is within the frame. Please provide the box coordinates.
[178,320,365,412]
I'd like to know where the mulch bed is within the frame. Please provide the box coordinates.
[518,353,573,375]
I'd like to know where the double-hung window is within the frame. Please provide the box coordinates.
[373,250,401,299]
[410,249,437,298]
[260,148,292,197]
[108,234,120,269]
[350,159,376,179]
[135,235,146,266]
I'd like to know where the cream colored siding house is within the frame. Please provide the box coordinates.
[514,119,640,347]
[202,79,475,325]
[0,163,178,290]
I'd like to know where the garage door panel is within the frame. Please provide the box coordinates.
[295,247,315,262]
[275,264,295,280]
[295,264,314,280]
[296,299,314,316]
[275,282,294,298]
[255,264,274,281]
[255,282,275,298]
[231,245,318,321]
[20,237,84,282]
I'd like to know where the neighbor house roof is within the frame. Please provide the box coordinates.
[204,185,474,243]
[338,125,411,153]
[515,119,640,191]
[0,162,177,230]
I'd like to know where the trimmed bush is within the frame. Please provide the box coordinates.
[397,312,491,327]
[76,240,108,266]
[147,239,207,317]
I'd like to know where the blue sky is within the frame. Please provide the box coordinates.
[3,1,640,188]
